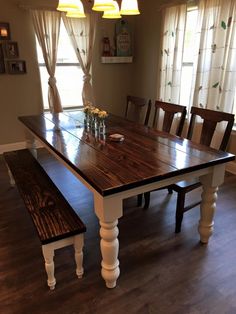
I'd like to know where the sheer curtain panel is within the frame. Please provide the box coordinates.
[191,0,236,113]
[62,13,97,105]
[31,10,63,113]
[158,4,187,104]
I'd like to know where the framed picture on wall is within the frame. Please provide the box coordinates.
[7,60,26,74]
[5,42,19,58]
[0,22,11,40]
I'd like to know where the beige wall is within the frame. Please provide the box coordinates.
[0,0,43,145]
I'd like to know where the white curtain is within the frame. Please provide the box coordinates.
[191,0,236,113]
[158,4,187,104]
[31,10,62,113]
[62,13,97,105]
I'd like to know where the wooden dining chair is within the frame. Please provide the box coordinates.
[169,106,235,233]
[125,96,151,206]
[125,95,151,126]
[152,100,187,135]
[141,101,187,208]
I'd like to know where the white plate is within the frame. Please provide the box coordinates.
[109,133,125,142]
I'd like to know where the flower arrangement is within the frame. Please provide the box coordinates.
[83,103,108,133]
[83,103,108,117]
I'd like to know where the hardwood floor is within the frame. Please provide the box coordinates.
[0,148,236,314]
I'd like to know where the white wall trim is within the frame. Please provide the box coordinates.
[0,142,27,154]
[0,141,43,155]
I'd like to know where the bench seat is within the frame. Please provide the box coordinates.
[4,149,86,289]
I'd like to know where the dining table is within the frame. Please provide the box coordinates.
[18,110,235,288]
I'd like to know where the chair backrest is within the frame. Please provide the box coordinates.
[125,95,151,126]
[187,106,235,151]
[153,100,187,136]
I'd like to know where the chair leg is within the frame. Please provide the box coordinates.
[143,192,150,210]
[168,187,173,194]
[137,194,143,207]
[175,191,186,233]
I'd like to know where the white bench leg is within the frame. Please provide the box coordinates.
[26,138,38,159]
[42,245,56,290]
[6,165,15,186]
[74,234,84,278]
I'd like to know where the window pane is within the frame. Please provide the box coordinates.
[56,66,83,107]
[234,89,236,116]
[39,66,83,110]
[36,22,78,63]
[180,65,193,109]
[183,9,198,63]
[57,22,78,63]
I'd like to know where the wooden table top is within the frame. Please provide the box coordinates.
[19,111,235,196]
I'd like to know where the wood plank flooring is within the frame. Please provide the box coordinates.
[0,148,236,314]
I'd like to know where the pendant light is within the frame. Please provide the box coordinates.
[66,9,86,18]
[65,0,86,17]
[57,0,84,12]
[102,1,121,19]
[92,0,116,12]
[120,0,140,15]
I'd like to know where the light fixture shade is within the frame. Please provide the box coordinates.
[92,0,116,12]
[65,0,85,17]
[66,10,86,18]
[57,0,83,12]
[103,1,121,19]
[120,0,140,15]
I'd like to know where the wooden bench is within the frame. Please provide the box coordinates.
[3,149,86,290]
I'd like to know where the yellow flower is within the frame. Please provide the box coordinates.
[98,110,108,118]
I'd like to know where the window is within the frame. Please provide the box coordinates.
[234,89,236,117]
[179,7,198,112]
[36,22,83,110]
[179,5,236,120]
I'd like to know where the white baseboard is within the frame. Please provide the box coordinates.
[0,141,43,155]
[0,142,27,154]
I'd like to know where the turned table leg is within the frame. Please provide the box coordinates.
[100,220,120,288]
[199,165,225,244]
[94,195,123,288]
[198,185,218,243]
[26,138,38,159]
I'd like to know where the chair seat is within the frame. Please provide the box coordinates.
[171,178,202,192]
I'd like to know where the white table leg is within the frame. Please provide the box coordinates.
[26,138,38,159]
[94,195,123,288]
[198,185,218,243]
[100,219,120,288]
[199,164,225,244]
